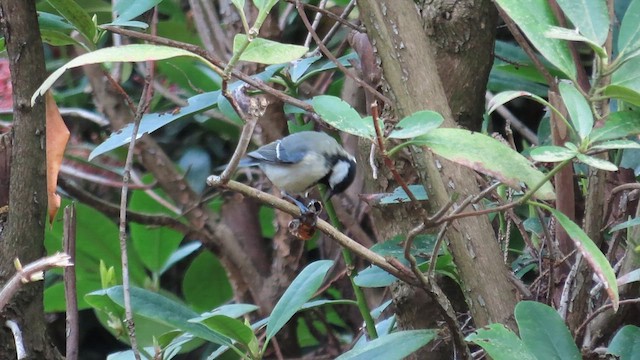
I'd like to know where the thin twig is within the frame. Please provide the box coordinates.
[102,26,314,113]
[282,0,363,33]
[294,1,391,105]
[117,69,154,360]
[304,0,328,48]
[575,298,640,341]
[321,0,357,46]
[486,91,538,145]
[404,225,472,359]
[58,177,192,234]
[63,204,79,360]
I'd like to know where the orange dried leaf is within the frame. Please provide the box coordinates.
[45,91,69,223]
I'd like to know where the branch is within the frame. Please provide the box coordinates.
[0,253,72,310]
[206,176,417,285]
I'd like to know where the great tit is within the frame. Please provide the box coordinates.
[238,131,357,208]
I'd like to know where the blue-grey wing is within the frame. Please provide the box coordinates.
[247,139,306,164]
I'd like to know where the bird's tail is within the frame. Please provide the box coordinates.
[215,158,259,172]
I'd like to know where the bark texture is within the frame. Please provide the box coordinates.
[358,0,519,333]
[0,1,61,359]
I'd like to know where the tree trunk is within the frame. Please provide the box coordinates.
[358,0,519,336]
[0,1,62,359]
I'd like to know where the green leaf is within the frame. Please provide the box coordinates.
[231,0,245,12]
[558,82,593,139]
[602,84,640,106]
[159,242,201,275]
[548,208,619,310]
[466,324,537,360]
[610,216,640,232]
[44,199,147,311]
[312,95,375,138]
[576,153,618,171]
[252,0,278,12]
[487,90,555,116]
[85,286,232,346]
[296,52,358,84]
[196,304,260,321]
[413,128,556,200]
[609,57,640,105]
[89,90,220,160]
[46,0,97,43]
[289,55,322,83]
[130,186,183,272]
[111,0,162,25]
[589,111,640,144]
[618,268,640,287]
[618,0,640,54]
[388,111,444,139]
[530,145,577,162]
[266,260,334,343]
[354,265,399,288]
[494,0,576,80]
[374,185,429,205]
[33,44,214,106]
[515,301,581,360]
[194,315,255,348]
[544,26,607,58]
[336,330,436,360]
[182,251,233,312]
[40,29,79,47]
[608,325,640,360]
[233,34,308,65]
[554,0,609,46]
[590,139,640,150]
[37,11,75,32]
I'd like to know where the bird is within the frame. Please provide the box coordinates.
[236,131,357,212]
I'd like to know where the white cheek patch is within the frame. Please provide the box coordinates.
[329,160,351,188]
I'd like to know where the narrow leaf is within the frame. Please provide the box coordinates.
[388,111,444,139]
[414,128,556,200]
[46,0,96,43]
[194,315,255,347]
[617,268,640,287]
[86,286,232,346]
[549,208,619,310]
[558,81,593,139]
[576,153,618,171]
[610,217,640,232]
[494,0,577,80]
[336,330,436,360]
[530,145,577,162]
[266,260,334,342]
[112,0,162,24]
[233,34,308,65]
[89,91,220,160]
[515,301,581,360]
[33,44,213,105]
[590,140,640,150]
[545,26,607,57]
[466,324,538,360]
[555,0,609,46]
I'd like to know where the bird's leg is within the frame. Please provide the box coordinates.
[281,191,312,214]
